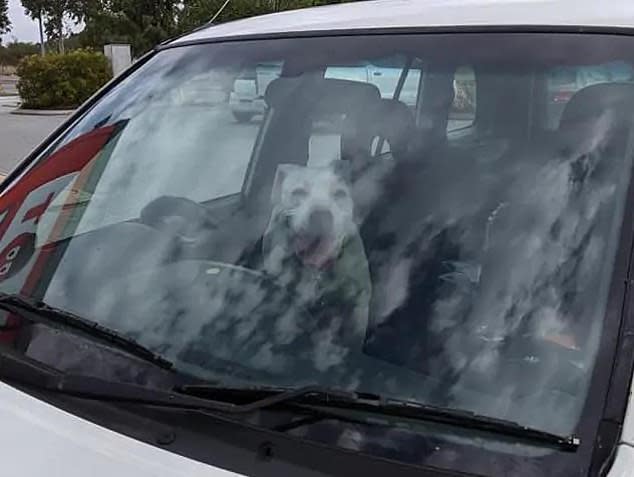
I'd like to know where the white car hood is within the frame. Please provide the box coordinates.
[0,381,245,477]
[607,444,634,477]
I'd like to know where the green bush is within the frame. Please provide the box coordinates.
[17,50,112,109]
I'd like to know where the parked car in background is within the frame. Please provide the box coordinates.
[229,62,282,122]
[546,61,634,127]
[4,1,634,476]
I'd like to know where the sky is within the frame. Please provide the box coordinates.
[2,0,41,44]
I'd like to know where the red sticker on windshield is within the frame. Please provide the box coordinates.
[0,233,36,282]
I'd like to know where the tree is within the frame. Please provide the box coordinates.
[0,0,11,38]
[0,41,40,66]
[79,0,178,56]
[20,0,45,54]
[177,0,359,35]
[22,0,84,53]
[70,0,359,56]
[178,0,268,33]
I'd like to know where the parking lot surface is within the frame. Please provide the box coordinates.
[0,97,68,175]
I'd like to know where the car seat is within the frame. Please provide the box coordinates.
[238,77,383,269]
[361,81,634,398]
[340,98,421,224]
[456,82,634,407]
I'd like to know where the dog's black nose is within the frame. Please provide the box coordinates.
[307,209,334,235]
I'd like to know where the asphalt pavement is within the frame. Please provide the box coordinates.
[0,93,472,182]
[0,97,68,175]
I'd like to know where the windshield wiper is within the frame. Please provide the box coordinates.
[1,351,346,419]
[0,349,239,409]
[0,293,172,369]
[0,347,579,452]
[0,292,580,453]
[178,383,581,452]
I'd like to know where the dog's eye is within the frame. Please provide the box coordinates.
[333,189,348,200]
[291,188,308,200]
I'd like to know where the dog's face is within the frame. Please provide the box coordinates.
[268,163,356,268]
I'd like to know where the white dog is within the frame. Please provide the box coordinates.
[262,163,371,345]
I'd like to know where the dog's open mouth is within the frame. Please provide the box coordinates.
[294,233,338,269]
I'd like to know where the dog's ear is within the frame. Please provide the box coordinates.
[271,164,300,204]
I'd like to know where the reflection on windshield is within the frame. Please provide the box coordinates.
[0,35,632,461]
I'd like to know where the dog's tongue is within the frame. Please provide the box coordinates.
[295,235,335,269]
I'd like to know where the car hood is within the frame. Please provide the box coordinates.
[0,381,244,477]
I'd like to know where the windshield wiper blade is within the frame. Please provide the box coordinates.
[0,290,580,452]
[0,349,238,409]
[0,352,371,436]
[0,357,364,425]
[0,348,579,453]
[0,293,172,370]
[178,383,581,452]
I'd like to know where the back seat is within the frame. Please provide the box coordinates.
[361,81,634,387]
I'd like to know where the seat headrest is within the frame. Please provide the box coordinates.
[265,77,381,116]
[559,83,634,131]
[342,98,418,161]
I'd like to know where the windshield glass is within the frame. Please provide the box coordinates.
[0,33,632,466]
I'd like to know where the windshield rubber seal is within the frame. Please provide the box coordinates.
[159,24,634,51]
[587,142,634,471]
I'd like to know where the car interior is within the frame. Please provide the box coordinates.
[32,51,634,410]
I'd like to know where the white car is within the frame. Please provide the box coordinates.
[2,1,634,476]
[229,63,282,122]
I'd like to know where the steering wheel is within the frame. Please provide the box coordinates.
[109,258,349,380]
[139,196,218,242]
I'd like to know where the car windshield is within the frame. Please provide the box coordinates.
[0,33,633,461]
